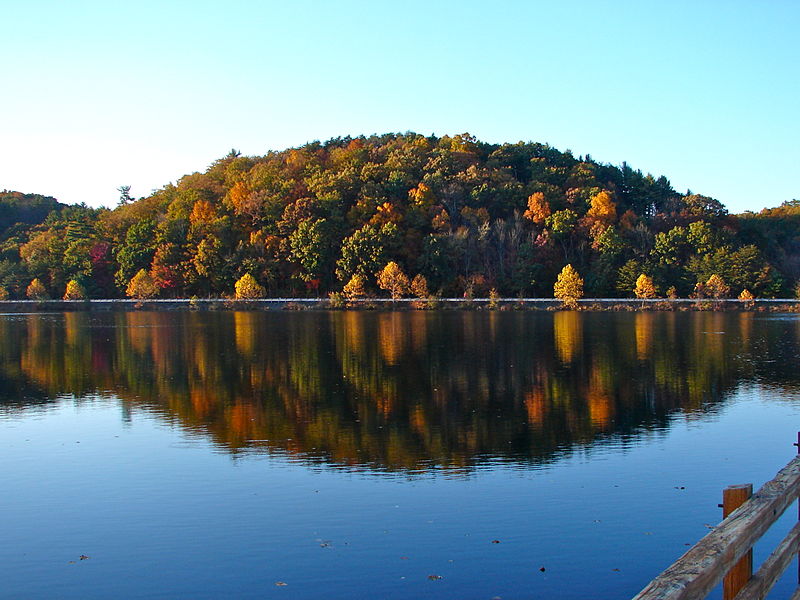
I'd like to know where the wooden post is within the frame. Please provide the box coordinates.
[723,483,753,600]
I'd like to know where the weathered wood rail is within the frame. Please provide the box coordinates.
[634,437,800,600]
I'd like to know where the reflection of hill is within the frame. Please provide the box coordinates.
[0,311,798,471]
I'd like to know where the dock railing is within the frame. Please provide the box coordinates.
[633,435,800,600]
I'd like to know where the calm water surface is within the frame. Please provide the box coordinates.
[1,310,800,599]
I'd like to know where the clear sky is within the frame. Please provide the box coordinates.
[2,0,797,213]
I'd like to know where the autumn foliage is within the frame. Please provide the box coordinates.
[634,274,656,300]
[126,269,158,299]
[553,265,584,308]
[343,274,366,300]
[377,262,410,300]
[410,274,429,299]
[705,274,730,299]
[26,278,48,300]
[234,273,266,299]
[64,279,87,300]
[0,135,797,301]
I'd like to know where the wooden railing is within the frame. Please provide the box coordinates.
[634,436,800,600]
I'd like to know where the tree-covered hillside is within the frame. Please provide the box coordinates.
[1,133,798,300]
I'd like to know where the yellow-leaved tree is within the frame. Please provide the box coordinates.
[408,182,434,210]
[234,273,265,299]
[343,274,366,300]
[410,274,429,299]
[634,274,656,300]
[126,269,159,299]
[586,190,617,225]
[488,288,501,310]
[377,261,410,300]
[553,264,584,309]
[739,288,755,309]
[63,280,87,300]
[705,274,730,299]
[26,278,49,300]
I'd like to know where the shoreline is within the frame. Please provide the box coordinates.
[1,298,799,312]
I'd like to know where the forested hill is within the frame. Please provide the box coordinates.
[1,133,799,300]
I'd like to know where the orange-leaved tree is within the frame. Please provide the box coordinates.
[523,192,551,225]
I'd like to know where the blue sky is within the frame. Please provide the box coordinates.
[2,0,797,213]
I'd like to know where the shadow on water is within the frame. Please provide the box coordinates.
[1,310,799,472]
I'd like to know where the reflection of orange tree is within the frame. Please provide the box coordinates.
[4,310,777,472]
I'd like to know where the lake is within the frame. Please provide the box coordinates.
[1,310,799,599]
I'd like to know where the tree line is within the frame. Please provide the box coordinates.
[1,133,799,300]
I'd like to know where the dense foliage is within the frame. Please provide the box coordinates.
[1,134,798,299]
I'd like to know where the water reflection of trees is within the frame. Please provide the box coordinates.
[0,310,798,472]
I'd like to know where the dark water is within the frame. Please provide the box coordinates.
[1,310,799,599]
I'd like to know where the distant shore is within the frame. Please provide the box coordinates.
[1,298,799,312]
